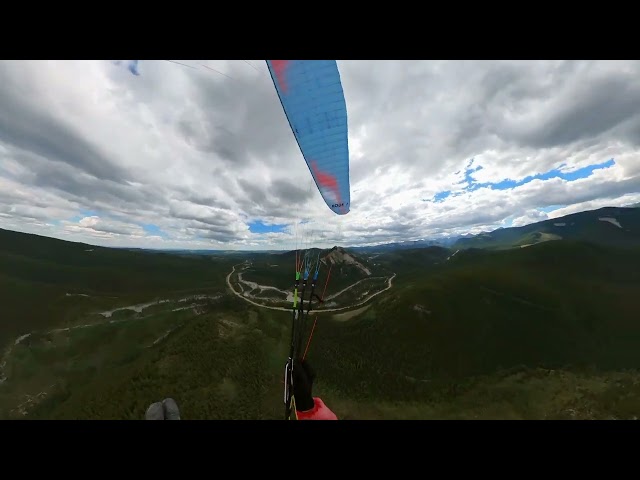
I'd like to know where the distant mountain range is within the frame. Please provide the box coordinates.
[350,237,460,253]
[451,206,640,250]
[3,206,640,419]
[2,204,638,256]
[349,206,640,253]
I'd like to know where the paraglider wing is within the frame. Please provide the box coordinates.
[112,60,140,76]
[128,60,140,76]
[266,60,350,215]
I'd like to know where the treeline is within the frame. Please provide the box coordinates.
[0,234,235,346]
[29,298,286,420]
[308,242,640,408]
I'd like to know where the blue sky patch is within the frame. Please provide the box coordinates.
[142,223,167,238]
[249,220,287,234]
[428,158,616,203]
[69,209,99,222]
[500,217,514,228]
[433,190,451,202]
[463,158,615,192]
[538,204,566,213]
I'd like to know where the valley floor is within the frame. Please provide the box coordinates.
[4,284,640,420]
[226,263,396,313]
[2,231,640,420]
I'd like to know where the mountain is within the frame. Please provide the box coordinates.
[0,227,236,347]
[231,246,389,309]
[236,239,640,414]
[3,225,640,419]
[369,246,451,275]
[453,207,640,250]
[307,240,640,417]
[350,237,461,253]
[323,246,376,275]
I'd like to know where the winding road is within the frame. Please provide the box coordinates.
[225,264,396,313]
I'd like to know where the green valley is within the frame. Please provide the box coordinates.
[2,216,640,419]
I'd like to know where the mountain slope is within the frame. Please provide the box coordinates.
[310,241,640,401]
[0,228,236,347]
[20,239,640,420]
[453,207,640,250]
[235,246,387,308]
[4,228,640,419]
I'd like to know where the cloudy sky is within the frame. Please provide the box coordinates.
[1,60,639,250]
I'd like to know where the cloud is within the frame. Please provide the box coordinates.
[63,215,145,237]
[511,209,549,228]
[0,69,131,184]
[0,59,639,249]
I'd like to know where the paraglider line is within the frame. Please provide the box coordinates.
[302,315,317,361]
[164,60,239,82]
[198,63,236,80]
[164,59,197,69]
[302,263,332,360]
[243,60,261,73]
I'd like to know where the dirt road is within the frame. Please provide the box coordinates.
[226,264,395,313]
